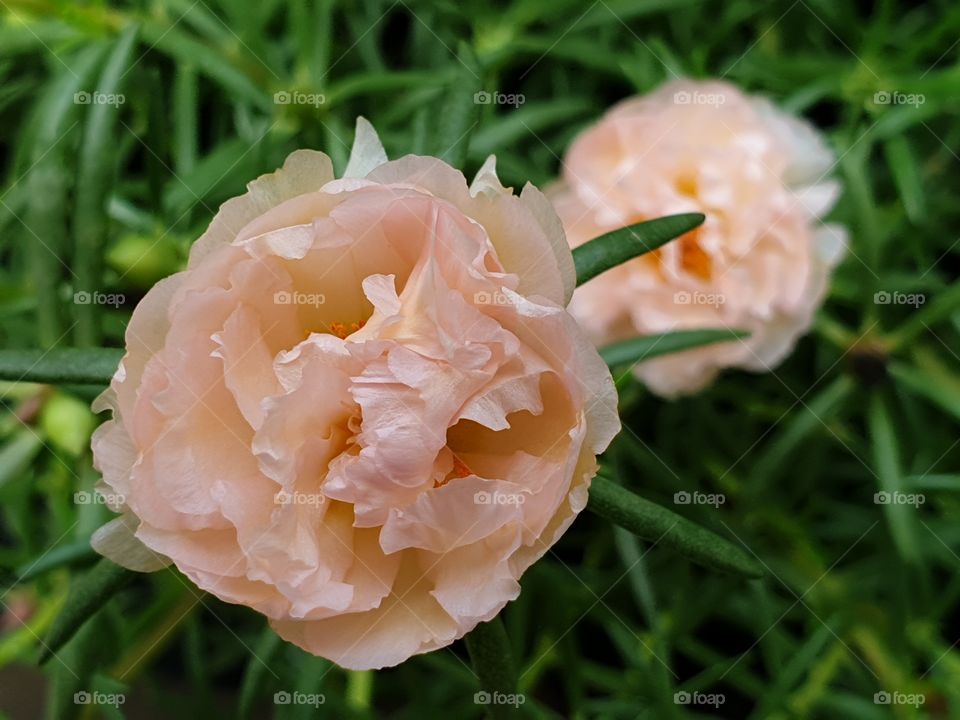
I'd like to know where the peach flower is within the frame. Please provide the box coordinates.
[550,79,847,396]
[90,119,619,669]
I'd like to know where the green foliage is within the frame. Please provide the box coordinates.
[600,328,750,368]
[572,213,705,286]
[588,475,764,578]
[0,349,122,385]
[39,559,134,665]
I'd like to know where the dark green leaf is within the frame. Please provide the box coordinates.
[434,42,482,169]
[600,328,748,367]
[13,541,98,586]
[747,375,854,489]
[74,25,140,347]
[883,136,925,224]
[40,558,135,664]
[868,392,919,564]
[573,213,705,287]
[890,353,960,423]
[588,475,763,579]
[238,625,283,720]
[0,429,44,493]
[464,616,518,720]
[27,45,107,347]
[0,348,122,386]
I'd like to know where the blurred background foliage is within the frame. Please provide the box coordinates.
[0,0,959,717]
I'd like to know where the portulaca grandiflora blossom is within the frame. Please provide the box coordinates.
[90,119,620,669]
[550,79,847,396]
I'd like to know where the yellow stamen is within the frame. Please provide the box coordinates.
[327,318,367,339]
[679,231,712,280]
[434,454,472,488]
[451,455,472,478]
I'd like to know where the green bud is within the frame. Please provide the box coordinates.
[106,233,183,288]
[39,392,96,457]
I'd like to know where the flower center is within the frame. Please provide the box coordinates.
[325,319,367,339]
[434,453,473,489]
[677,230,712,280]
[638,223,713,281]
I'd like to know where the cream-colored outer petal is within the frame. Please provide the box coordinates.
[519,182,577,306]
[343,116,389,179]
[469,154,577,306]
[189,149,335,267]
[91,514,171,572]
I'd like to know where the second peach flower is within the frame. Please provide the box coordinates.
[551,79,847,397]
